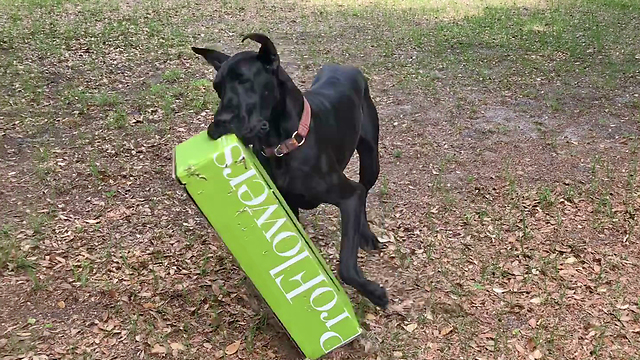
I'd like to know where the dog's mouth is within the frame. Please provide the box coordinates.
[238,121,269,144]
[208,119,269,148]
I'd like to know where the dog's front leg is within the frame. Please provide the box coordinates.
[335,179,389,309]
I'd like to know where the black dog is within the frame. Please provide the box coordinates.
[192,33,388,308]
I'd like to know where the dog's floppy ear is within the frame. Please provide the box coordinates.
[242,33,279,70]
[191,47,230,71]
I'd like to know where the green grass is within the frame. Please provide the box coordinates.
[1,225,18,270]
[107,108,128,129]
[2,0,638,107]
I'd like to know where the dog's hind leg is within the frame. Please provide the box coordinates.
[356,83,382,251]
[333,177,388,308]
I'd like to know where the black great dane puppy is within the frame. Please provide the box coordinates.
[192,33,388,308]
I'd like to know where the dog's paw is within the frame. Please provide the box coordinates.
[359,228,383,251]
[365,283,389,309]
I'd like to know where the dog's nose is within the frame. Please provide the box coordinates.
[260,121,269,132]
[207,122,221,140]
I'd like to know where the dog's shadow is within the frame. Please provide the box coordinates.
[244,279,306,359]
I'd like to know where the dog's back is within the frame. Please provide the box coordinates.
[308,65,368,101]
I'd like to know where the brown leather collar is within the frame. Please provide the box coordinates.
[262,96,311,157]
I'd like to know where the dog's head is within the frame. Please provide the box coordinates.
[192,33,281,146]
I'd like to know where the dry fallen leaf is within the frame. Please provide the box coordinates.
[493,288,507,293]
[393,351,403,358]
[170,343,185,351]
[425,310,434,320]
[530,297,542,304]
[404,323,418,333]
[365,313,376,321]
[526,338,536,351]
[57,301,65,309]
[565,257,577,264]
[531,349,543,359]
[515,343,526,354]
[528,318,537,328]
[440,325,454,336]
[151,344,166,354]
[225,340,241,355]
[143,303,155,309]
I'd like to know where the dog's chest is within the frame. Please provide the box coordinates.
[271,172,322,210]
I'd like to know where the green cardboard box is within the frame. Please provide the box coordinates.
[173,131,362,359]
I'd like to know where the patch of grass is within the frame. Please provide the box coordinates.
[35,147,50,163]
[245,313,268,352]
[379,174,389,196]
[199,255,212,276]
[89,158,100,179]
[72,260,93,287]
[481,262,508,281]
[546,96,563,112]
[564,185,577,202]
[162,68,184,82]
[28,214,49,235]
[185,79,219,112]
[107,108,128,129]
[502,160,517,199]
[538,187,554,208]
[393,149,402,158]
[1,225,19,270]
[596,195,613,217]
[94,92,122,107]
[16,255,36,272]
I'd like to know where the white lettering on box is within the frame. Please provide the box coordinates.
[237,180,269,206]
[321,309,351,329]
[310,287,338,312]
[212,142,358,354]
[319,332,343,352]
[213,143,243,167]
[271,231,302,257]
[225,168,256,187]
[269,249,311,277]
[275,271,326,303]
[250,204,286,241]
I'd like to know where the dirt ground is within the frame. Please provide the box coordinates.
[1,0,639,359]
